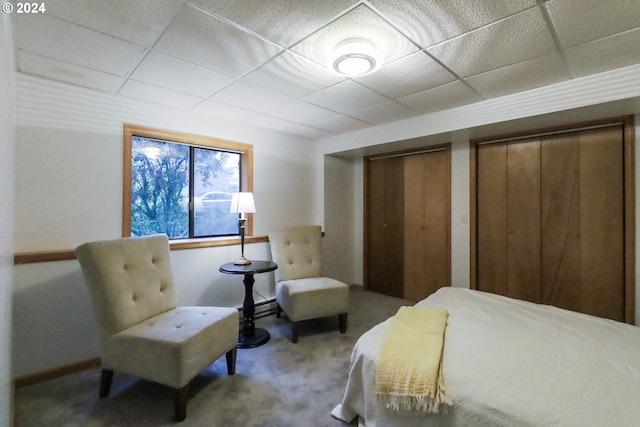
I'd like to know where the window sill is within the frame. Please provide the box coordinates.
[13,234,269,265]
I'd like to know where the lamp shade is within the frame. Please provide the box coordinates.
[229,192,256,214]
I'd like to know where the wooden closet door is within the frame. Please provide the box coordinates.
[365,156,404,298]
[507,139,542,303]
[540,134,581,312]
[477,139,544,302]
[579,126,624,321]
[366,146,451,300]
[476,123,629,322]
[477,142,508,295]
[404,150,451,301]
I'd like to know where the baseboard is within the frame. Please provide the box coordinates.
[252,299,279,320]
[13,357,101,388]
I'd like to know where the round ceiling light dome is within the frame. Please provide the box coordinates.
[331,38,382,77]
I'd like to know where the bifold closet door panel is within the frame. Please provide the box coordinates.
[475,122,630,321]
[579,126,624,321]
[365,157,404,298]
[420,150,451,299]
[476,142,508,296]
[476,143,508,295]
[540,135,581,312]
[506,139,542,303]
[403,151,451,302]
[403,154,425,301]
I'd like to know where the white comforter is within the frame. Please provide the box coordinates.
[332,287,640,427]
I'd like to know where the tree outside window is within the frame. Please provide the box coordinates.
[123,124,253,240]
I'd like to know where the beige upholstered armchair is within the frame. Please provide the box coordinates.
[268,225,349,343]
[75,234,239,421]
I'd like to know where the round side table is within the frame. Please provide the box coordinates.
[219,261,278,348]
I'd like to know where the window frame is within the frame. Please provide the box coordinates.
[123,124,254,246]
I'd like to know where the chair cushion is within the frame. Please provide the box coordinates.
[276,277,349,322]
[102,306,238,388]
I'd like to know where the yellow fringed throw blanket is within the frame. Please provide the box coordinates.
[376,306,451,414]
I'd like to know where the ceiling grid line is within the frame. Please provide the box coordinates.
[536,0,572,78]
[11,0,640,140]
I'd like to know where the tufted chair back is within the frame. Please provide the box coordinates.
[268,225,349,342]
[75,234,177,341]
[269,225,323,283]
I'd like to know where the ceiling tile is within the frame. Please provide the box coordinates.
[17,51,125,92]
[369,0,535,47]
[398,81,483,114]
[243,51,344,98]
[191,100,260,122]
[304,80,390,114]
[284,125,335,140]
[466,53,570,98]
[129,51,234,97]
[209,81,337,124]
[41,0,186,47]
[348,100,420,125]
[547,0,640,48]
[154,5,283,77]
[191,0,356,47]
[15,14,145,76]
[291,4,419,70]
[311,114,371,134]
[119,80,201,109]
[269,98,338,124]
[355,51,456,99]
[564,29,640,78]
[248,114,306,132]
[427,8,556,78]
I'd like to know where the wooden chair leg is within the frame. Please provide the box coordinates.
[99,369,113,398]
[291,322,299,343]
[174,384,189,422]
[226,346,237,375]
[339,313,348,334]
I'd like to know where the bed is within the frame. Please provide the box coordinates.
[332,287,640,427]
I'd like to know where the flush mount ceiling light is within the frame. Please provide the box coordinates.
[331,38,382,77]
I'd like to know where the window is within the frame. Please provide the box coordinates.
[123,124,253,240]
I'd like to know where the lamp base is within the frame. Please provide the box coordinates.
[233,256,252,265]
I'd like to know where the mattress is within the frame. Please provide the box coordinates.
[332,287,640,427]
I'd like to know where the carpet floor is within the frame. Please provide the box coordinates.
[14,289,412,426]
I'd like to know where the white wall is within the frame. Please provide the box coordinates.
[323,155,356,284]
[12,76,318,377]
[449,137,471,289]
[0,13,14,427]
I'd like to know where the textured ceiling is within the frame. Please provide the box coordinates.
[11,0,640,140]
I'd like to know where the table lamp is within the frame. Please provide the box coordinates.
[229,192,255,265]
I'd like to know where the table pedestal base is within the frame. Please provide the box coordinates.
[238,326,270,348]
[218,261,277,349]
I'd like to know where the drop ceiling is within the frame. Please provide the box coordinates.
[11,0,640,140]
